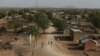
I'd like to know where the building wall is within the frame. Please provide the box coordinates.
[63,29,70,36]
[70,29,73,40]
[84,41,96,51]
[73,31,81,44]
[70,29,81,44]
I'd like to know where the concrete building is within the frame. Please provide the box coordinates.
[80,38,97,51]
[79,21,94,33]
[76,15,81,19]
[70,28,82,44]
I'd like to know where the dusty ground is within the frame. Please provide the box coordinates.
[0,50,17,56]
[39,34,73,56]
[62,41,84,56]
[0,26,99,56]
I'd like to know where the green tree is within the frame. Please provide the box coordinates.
[27,15,34,22]
[0,12,6,19]
[53,18,67,31]
[8,17,22,31]
[26,26,38,35]
[34,12,50,33]
[89,13,100,28]
[26,26,39,56]
[46,11,53,20]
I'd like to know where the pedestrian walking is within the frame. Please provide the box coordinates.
[57,39,59,41]
[48,41,50,45]
[41,43,43,48]
[51,41,52,44]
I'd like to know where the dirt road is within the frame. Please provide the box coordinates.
[34,26,73,56]
[11,26,73,56]
[40,34,72,56]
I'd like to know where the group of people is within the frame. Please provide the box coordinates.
[41,41,53,48]
[48,41,53,45]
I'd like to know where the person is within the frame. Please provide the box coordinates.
[48,41,50,45]
[57,39,59,41]
[51,41,52,44]
[41,43,43,48]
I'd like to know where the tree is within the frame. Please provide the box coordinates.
[34,12,50,33]
[46,11,53,20]
[17,10,25,15]
[26,26,39,56]
[7,12,13,16]
[27,15,34,22]
[89,13,100,28]
[0,27,6,35]
[0,12,6,19]
[8,17,22,31]
[26,26,38,35]
[53,18,67,31]
[26,26,39,45]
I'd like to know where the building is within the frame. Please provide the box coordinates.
[76,15,81,19]
[63,29,70,36]
[79,38,98,51]
[0,18,8,27]
[69,19,79,29]
[84,14,89,19]
[79,21,94,33]
[70,28,82,44]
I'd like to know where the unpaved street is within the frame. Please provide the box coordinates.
[34,26,73,56]
[39,34,72,56]
[11,27,73,56]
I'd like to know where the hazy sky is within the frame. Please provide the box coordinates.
[0,0,100,8]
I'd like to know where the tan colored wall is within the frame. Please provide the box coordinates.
[84,41,96,51]
[73,31,81,44]
[63,29,70,36]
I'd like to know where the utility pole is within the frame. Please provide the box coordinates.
[36,0,38,9]
[32,26,38,56]
[32,35,35,56]
[31,1,39,55]
[29,34,32,46]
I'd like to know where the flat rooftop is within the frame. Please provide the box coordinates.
[71,28,82,32]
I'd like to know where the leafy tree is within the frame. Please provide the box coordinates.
[0,27,6,34]
[89,13,100,28]
[26,26,38,35]
[8,17,22,31]
[53,18,67,31]
[26,26,39,56]
[34,12,50,33]
[27,15,34,22]
[0,12,6,19]
[46,11,53,20]
[7,12,13,16]
[7,10,17,16]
